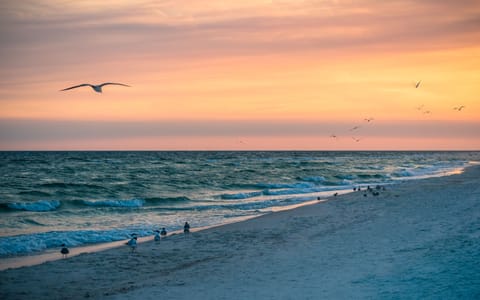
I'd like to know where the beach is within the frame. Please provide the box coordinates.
[1,165,479,299]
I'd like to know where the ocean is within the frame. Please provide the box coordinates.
[1,151,479,257]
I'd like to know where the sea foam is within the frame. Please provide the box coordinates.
[0,228,153,257]
[81,199,144,208]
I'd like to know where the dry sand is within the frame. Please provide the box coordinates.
[1,166,479,299]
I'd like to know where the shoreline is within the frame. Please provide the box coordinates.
[0,164,470,271]
[0,198,327,271]
[0,217,249,271]
[1,165,479,299]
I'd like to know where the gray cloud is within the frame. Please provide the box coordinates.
[1,119,479,144]
[2,0,480,80]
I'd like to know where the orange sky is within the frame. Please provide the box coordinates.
[0,0,479,150]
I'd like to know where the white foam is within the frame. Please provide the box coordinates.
[81,199,144,207]
[0,227,154,257]
[256,182,315,189]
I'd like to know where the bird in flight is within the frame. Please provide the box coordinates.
[352,137,361,142]
[330,134,338,139]
[349,126,361,131]
[453,106,465,111]
[364,117,374,122]
[60,82,130,93]
[415,80,421,88]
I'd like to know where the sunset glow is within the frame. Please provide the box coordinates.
[1,0,479,150]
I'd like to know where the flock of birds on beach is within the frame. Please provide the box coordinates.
[59,223,191,257]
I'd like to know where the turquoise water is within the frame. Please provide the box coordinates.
[1,151,479,257]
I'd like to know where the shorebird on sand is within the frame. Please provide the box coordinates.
[127,236,137,252]
[60,244,69,258]
[160,228,167,238]
[60,82,130,93]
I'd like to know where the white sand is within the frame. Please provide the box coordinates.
[1,166,479,299]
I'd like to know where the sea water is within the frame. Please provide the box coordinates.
[1,151,479,257]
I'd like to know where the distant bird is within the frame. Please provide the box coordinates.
[60,244,69,258]
[330,134,338,139]
[352,137,361,142]
[154,230,161,242]
[416,104,431,115]
[349,126,361,131]
[60,82,130,93]
[127,236,137,252]
[453,106,465,111]
[364,117,374,122]
[160,228,167,238]
[415,80,421,88]
[184,222,190,235]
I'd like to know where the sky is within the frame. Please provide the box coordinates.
[0,0,479,150]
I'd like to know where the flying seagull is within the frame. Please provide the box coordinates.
[349,126,361,131]
[453,105,465,111]
[352,137,361,142]
[364,117,374,122]
[415,80,421,88]
[60,82,130,93]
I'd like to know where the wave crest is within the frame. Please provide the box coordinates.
[81,199,144,208]
[7,200,61,212]
[255,182,315,189]
[144,196,190,204]
[221,191,262,200]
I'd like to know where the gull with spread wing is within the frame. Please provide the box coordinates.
[60,82,130,93]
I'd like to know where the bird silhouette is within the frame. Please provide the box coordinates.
[453,106,465,111]
[60,82,130,93]
[415,80,421,88]
[60,244,69,258]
